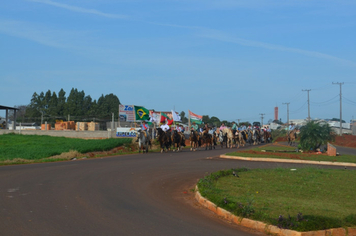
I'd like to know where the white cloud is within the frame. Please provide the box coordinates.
[28,0,128,19]
[0,19,96,49]
[198,29,356,67]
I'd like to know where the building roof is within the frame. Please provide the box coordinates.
[0,105,19,110]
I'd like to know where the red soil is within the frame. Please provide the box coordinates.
[332,135,356,148]
[238,149,328,159]
[275,134,356,148]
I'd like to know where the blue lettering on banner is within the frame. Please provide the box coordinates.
[124,105,134,111]
[116,132,137,137]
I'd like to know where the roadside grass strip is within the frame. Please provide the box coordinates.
[197,168,356,233]
[0,133,132,164]
[225,145,356,164]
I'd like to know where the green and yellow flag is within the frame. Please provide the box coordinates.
[134,106,150,121]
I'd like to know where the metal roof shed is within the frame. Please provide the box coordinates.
[0,105,19,130]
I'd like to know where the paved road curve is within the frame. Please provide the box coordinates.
[1,145,353,236]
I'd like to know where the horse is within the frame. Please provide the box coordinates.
[287,129,297,146]
[137,129,151,153]
[171,130,183,152]
[246,129,253,145]
[189,130,200,151]
[221,128,234,148]
[264,131,272,143]
[216,129,227,148]
[200,130,214,150]
[252,129,261,145]
[234,130,245,148]
[156,128,171,153]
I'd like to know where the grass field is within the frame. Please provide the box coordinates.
[0,133,132,164]
[197,168,356,231]
[226,144,356,164]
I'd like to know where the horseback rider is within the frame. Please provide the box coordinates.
[191,121,199,132]
[219,123,227,131]
[231,121,238,135]
[161,120,170,132]
[135,121,151,145]
[176,124,186,147]
[203,123,210,133]
[141,121,149,137]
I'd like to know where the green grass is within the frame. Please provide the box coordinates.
[197,168,356,231]
[226,145,356,164]
[252,145,297,152]
[0,133,132,162]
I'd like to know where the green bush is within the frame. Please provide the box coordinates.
[299,121,335,151]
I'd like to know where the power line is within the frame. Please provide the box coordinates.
[290,101,307,114]
[310,94,339,104]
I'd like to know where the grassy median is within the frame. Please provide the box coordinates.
[226,144,356,164]
[0,133,133,164]
[197,168,356,231]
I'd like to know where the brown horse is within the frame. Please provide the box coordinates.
[189,130,200,151]
[287,129,297,146]
[200,130,214,150]
[171,130,182,152]
[156,128,172,152]
[263,131,272,143]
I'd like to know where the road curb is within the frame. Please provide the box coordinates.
[195,186,356,236]
[219,155,356,167]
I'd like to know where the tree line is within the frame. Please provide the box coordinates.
[13,88,256,127]
[15,88,120,123]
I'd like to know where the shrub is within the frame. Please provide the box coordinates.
[299,121,335,151]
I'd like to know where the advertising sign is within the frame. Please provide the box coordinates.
[116,127,140,137]
[119,105,135,122]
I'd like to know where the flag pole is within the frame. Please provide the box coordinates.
[188,110,191,131]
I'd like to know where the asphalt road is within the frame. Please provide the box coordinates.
[1,145,354,236]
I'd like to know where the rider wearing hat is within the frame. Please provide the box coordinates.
[191,121,199,132]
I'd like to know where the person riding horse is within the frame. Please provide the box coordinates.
[136,121,151,145]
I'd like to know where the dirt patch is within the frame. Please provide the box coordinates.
[332,135,356,148]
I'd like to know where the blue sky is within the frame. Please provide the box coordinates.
[1,0,356,123]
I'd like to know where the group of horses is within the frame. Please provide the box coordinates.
[138,127,273,153]
[136,126,301,153]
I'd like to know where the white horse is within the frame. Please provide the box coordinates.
[137,129,151,153]
[222,128,234,148]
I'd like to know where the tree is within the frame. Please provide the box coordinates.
[48,91,58,117]
[273,120,283,125]
[210,116,220,127]
[57,89,66,116]
[330,118,345,123]
[239,121,251,127]
[202,115,210,124]
[299,121,335,151]
[179,111,188,123]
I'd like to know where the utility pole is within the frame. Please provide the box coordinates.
[333,82,344,136]
[259,113,265,127]
[282,102,290,128]
[302,89,311,122]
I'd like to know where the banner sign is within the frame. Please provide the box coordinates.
[119,105,135,122]
[116,127,140,137]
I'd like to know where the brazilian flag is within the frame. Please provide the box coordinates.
[134,106,150,121]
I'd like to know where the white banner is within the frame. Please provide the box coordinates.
[116,127,140,137]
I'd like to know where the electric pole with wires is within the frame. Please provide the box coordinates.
[302,89,311,122]
[333,82,344,136]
